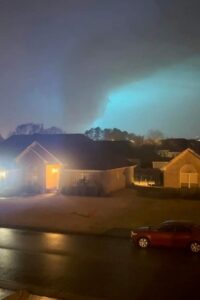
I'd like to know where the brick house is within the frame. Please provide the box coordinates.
[0,134,135,195]
[162,148,200,188]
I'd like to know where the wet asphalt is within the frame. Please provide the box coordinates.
[0,228,199,300]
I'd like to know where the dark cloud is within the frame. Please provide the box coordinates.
[61,0,200,132]
[0,0,199,135]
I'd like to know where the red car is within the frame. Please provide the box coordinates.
[131,220,200,253]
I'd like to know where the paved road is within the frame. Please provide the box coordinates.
[0,228,199,300]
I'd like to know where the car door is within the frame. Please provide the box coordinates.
[152,224,175,247]
[171,225,191,247]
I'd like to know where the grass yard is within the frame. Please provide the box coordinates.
[0,189,200,237]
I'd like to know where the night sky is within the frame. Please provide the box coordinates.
[0,0,200,137]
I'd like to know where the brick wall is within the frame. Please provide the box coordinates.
[163,151,200,188]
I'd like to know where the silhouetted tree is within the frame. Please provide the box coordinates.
[146,129,164,144]
[85,127,144,144]
[103,128,113,140]
[93,127,103,140]
[42,126,64,134]
[9,123,64,136]
[11,123,44,135]
[85,128,96,140]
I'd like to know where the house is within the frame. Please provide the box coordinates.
[157,149,180,159]
[95,141,171,186]
[0,134,135,195]
[96,140,163,167]
[162,148,200,188]
[158,138,200,155]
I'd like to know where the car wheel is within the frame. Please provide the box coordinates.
[137,237,149,248]
[190,242,200,253]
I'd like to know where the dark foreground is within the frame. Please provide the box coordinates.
[0,228,199,300]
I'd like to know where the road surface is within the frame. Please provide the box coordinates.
[0,228,199,299]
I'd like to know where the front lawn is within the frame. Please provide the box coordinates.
[0,189,200,237]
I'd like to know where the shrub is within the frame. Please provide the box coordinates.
[61,183,104,197]
[134,185,200,200]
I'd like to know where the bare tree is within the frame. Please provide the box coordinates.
[146,129,164,144]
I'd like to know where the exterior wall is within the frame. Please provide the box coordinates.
[60,166,134,195]
[153,161,168,169]
[124,166,135,185]
[101,166,134,194]
[0,169,23,192]
[17,150,46,192]
[60,169,103,191]
[163,151,200,188]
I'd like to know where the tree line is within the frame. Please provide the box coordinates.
[85,127,164,145]
[8,123,64,137]
[0,123,164,145]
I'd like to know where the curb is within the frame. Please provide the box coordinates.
[0,224,131,239]
[0,283,105,300]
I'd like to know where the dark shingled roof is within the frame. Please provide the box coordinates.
[159,139,200,153]
[0,134,133,170]
[95,140,167,167]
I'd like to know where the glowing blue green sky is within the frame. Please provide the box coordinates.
[0,0,200,137]
[93,57,200,137]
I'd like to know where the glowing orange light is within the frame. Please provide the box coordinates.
[46,164,60,190]
[52,168,59,174]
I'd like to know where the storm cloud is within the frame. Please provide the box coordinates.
[0,0,199,136]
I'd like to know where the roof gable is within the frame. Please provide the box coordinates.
[16,141,62,164]
[162,148,200,171]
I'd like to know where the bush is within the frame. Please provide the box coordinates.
[21,184,43,195]
[134,185,200,200]
[0,184,43,197]
[61,183,104,197]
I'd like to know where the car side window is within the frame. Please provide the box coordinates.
[158,224,175,232]
[174,225,191,232]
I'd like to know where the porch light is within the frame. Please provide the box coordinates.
[0,170,6,180]
[52,168,59,174]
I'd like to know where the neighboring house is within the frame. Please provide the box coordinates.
[95,141,164,187]
[157,149,180,159]
[96,141,162,168]
[0,134,135,195]
[158,138,200,154]
[162,148,200,188]
[16,141,62,192]
[152,161,169,170]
